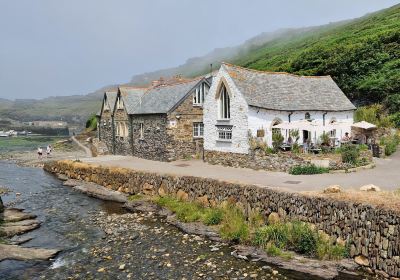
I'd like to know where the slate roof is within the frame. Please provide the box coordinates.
[222,63,355,111]
[134,78,203,114]
[119,87,147,114]
[97,91,117,116]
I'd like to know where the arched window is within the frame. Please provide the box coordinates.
[218,84,230,119]
[305,112,311,120]
[271,119,282,136]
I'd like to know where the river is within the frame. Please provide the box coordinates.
[1,161,309,280]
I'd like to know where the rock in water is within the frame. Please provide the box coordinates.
[0,244,60,261]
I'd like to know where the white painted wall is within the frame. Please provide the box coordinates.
[203,66,250,154]
[248,107,354,146]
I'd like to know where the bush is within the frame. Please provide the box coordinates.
[272,132,284,151]
[384,94,400,115]
[289,164,329,175]
[380,134,400,156]
[390,112,400,128]
[203,208,223,225]
[319,132,330,146]
[219,204,249,242]
[340,144,360,164]
[354,104,393,128]
[254,221,348,259]
[85,114,98,131]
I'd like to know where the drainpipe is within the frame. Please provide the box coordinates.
[112,115,116,155]
[323,112,328,126]
[288,111,293,123]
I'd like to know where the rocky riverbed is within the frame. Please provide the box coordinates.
[0,161,301,280]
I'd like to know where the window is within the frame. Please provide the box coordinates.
[217,125,232,141]
[218,84,230,119]
[305,112,311,120]
[103,99,109,111]
[193,122,204,138]
[116,96,124,110]
[116,122,120,136]
[329,129,336,137]
[139,123,144,139]
[193,83,209,106]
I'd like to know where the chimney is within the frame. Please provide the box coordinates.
[151,77,165,87]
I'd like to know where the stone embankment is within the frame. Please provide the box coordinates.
[45,160,400,278]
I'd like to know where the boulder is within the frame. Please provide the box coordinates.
[354,255,369,266]
[359,184,381,192]
[73,182,128,203]
[158,183,167,197]
[267,212,280,225]
[176,189,189,201]
[323,185,342,194]
[196,195,209,207]
[142,183,155,196]
[0,244,60,261]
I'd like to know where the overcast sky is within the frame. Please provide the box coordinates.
[0,0,398,99]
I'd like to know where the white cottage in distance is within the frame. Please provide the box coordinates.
[203,63,356,155]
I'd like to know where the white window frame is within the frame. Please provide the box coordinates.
[193,122,204,138]
[116,97,124,110]
[193,83,209,106]
[218,85,230,120]
[217,125,232,142]
[139,123,144,140]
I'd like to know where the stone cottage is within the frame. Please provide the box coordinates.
[131,78,210,161]
[203,63,356,159]
[97,90,117,153]
[97,77,211,161]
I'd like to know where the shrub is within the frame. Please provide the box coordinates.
[219,204,249,242]
[354,104,393,128]
[254,221,348,260]
[340,144,360,164]
[290,129,300,143]
[391,112,400,128]
[380,134,400,156]
[319,132,330,146]
[203,208,223,225]
[291,143,300,154]
[289,164,329,175]
[384,94,400,115]
[272,132,284,151]
[85,114,97,131]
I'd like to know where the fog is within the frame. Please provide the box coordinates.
[0,0,398,99]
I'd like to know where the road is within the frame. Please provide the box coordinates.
[81,151,400,192]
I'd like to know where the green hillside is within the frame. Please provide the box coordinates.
[233,4,400,103]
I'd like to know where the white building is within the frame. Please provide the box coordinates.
[203,63,356,154]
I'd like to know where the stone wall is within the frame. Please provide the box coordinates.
[98,111,114,153]
[167,90,204,160]
[132,115,170,161]
[114,109,132,156]
[45,160,400,277]
[204,149,306,172]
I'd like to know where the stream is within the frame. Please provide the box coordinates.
[0,161,308,280]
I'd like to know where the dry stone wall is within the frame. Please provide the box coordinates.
[45,160,400,277]
[204,149,306,172]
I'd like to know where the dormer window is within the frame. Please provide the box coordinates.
[116,96,124,110]
[218,84,230,120]
[193,83,209,106]
[103,99,110,111]
[305,112,311,120]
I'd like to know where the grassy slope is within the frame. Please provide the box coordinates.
[232,4,400,103]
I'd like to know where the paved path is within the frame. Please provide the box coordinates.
[71,136,92,157]
[82,151,400,192]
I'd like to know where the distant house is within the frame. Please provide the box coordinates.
[97,77,211,161]
[203,63,356,156]
[97,90,117,152]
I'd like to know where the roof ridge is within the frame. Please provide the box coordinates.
[221,62,331,79]
[151,77,202,89]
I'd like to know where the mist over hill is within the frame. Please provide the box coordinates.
[1,4,398,125]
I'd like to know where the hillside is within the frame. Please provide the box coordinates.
[1,4,398,125]
[233,4,400,103]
